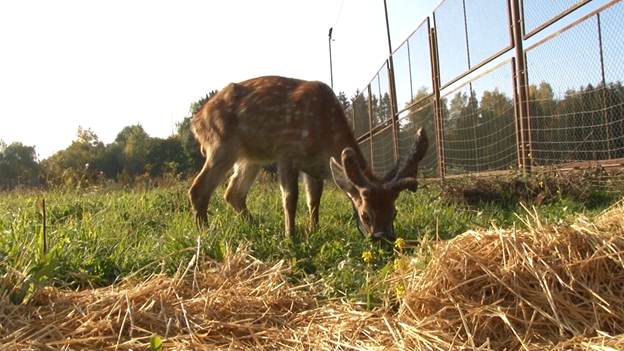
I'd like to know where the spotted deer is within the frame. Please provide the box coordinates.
[189,76,428,241]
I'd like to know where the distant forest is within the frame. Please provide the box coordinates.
[0,91,352,189]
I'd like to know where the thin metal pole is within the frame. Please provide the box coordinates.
[511,56,523,169]
[383,0,393,55]
[430,25,446,182]
[597,13,612,159]
[462,0,471,68]
[383,0,401,163]
[328,27,334,90]
[367,85,375,168]
[511,0,531,174]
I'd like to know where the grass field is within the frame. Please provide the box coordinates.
[1,171,618,307]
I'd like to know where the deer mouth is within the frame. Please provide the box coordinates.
[370,231,396,242]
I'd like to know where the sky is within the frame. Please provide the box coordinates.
[0,0,439,160]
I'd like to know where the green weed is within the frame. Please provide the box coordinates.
[0,173,621,305]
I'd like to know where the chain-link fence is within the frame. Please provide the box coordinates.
[345,0,624,180]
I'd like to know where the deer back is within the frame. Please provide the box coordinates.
[191,76,365,178]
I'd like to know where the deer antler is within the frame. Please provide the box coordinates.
[387,128,429,193]
[341,148,376,195]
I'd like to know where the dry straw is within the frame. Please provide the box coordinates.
[394,202,624,350]
[2,200,624,350]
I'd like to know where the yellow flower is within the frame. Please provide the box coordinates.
[394,238,405,249]
[396,285,405,299]
[393,258,402,270]
[539,181,544,188]
[362,251,373,263]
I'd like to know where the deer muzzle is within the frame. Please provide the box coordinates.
[351,203,396,242]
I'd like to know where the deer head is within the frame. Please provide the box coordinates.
[330,128,429,241]
[188,75,428,241]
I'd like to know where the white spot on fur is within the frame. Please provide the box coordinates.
[302,130,309,138]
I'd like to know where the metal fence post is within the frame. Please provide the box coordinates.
[429,26,446,182]
[367,84,375,168]
[511,0,531,174]
[597,12,613,160]
[383,0,401,164]
[387,61,401,165]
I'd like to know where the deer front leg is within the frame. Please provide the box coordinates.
[224,162,261,222]
[304,173,323,232]
[278,163,300,238]
[189,149,236,227]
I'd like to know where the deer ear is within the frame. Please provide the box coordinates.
[340,148,377,195]
[330,157,359,199]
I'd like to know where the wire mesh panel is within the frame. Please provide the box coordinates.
[407,20,434,103]
[434,0,511,88]
[370,63,393,129]
[441,61,517,175]
[470,62,518,171]
[359,138,372,166]
[398,99,438,177]
[390,19,434,113]
[352,89,370,139]
[525,8,617,165]
[392,41,412,113]
[464,0,512,67]
[600,1,624,159]
[371,125,396,176]
[434,0,469,87]
[522,0,591,38]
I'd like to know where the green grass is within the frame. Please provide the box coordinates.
[0,176,620,305]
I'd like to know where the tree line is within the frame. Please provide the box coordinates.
[398,81,624,175]
[7,79,617,189]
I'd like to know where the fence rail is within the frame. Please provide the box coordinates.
[345,0,624,180]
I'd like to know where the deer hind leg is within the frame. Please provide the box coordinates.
[189,143,238,227]
[303,173,323,232]
[278,163,300,238]
[224,161,261,221]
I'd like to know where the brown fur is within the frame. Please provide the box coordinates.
[188,76,428,239]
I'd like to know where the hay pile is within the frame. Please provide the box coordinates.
[0,243,394,350]
[1,200,624,350]
[394,203,624,350]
